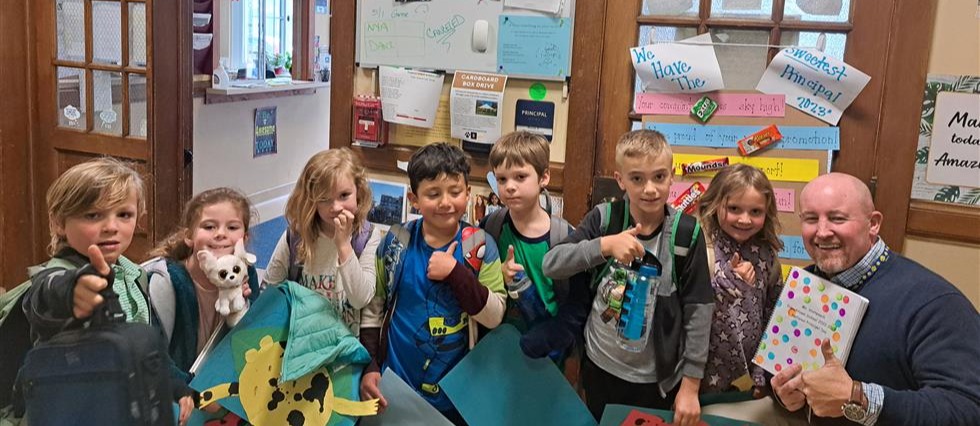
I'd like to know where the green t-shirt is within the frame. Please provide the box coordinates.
[496,219,557,331]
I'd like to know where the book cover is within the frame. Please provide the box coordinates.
[753,267,869,375]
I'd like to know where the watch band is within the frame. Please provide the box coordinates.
[850,380,864,405]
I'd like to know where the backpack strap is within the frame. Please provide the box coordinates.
[548,216,569,248]
[352,221,375,258]
[483,207,509,241]
[286,228,302,282]
[669,213,701,289]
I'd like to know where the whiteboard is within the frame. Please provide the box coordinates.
[356,0,574,80]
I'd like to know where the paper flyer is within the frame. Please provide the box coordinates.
[497,15,572,77]
[756,48,870,125]
[450,71,507,146]
[378,66,444,129]
[925,92,980,188]
[630,33,725,93]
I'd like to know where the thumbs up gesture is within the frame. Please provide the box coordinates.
[801,339,853,417]
[72,245,112,319]
[501,245,525,284]
[600,224,646,265]
[427,241,459,281]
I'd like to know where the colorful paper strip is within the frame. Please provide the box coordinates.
[672,154,820,183]
[646,123,840,151]
[779,235,811,260]
[635,93,786,117]
[668,183,796,213]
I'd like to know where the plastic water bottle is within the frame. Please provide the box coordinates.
[507,271,550,326]
[618,264,661,352]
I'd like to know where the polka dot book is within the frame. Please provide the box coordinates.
[752,267,870,375]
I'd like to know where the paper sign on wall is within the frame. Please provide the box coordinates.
[498,15,572,78]
[379,66,444,128]
[514,99,555,141]
[756,48,870,125]
[635,92,785,117]
[451,71,507,148]
[630,33,725,93]
[925,92,980,188]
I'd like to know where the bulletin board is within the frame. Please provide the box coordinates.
[643,97,835,273]
[356,0,575,80]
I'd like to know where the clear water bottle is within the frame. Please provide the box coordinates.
[507,271,551,326]
[617,264,661,352]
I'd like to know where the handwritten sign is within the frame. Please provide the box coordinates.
[778,235,811,260]
[635,93,785,117]
[647,123,839,150]
[756,48,870,125]
[668,182,795,212]
[673,153,820,183]
[926,92,980,188]
[498,15,571,77]
[631,33,724,93]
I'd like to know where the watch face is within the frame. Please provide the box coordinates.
[843,402,868,422]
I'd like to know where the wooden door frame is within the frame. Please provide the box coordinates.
[0,0,38,287]
[328,1,607,223]
[594,0,940,252]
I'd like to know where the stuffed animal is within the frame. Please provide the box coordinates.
[197,240,256,326]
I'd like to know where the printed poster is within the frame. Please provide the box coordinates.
[756,48,870,125]
[497,15,572,78]
[514,99,555,141]
[911,74,980,205]
[378,66,444,128]
[630,33,725,94]
[253,106,277,157]
[925,92,980,188]
[450,71,507,147]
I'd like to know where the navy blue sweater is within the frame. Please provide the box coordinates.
[820,254,980,425]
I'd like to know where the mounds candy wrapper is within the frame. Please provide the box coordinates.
[670,181,706,215]
[691,95,719,123]
[681,157,729,175]
[737,124,782,156]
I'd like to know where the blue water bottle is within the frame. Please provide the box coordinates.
[508,271,551,326]
[617,264,661,352]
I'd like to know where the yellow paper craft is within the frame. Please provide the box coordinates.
[673,153,820,183]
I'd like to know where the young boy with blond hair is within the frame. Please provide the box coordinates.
[481,131,589,367]
[543,130,712,425]
[22,157,195,423]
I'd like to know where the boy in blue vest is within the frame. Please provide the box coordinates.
[543,130,713,425]
[480,131,589,376]
[359,143,506,424]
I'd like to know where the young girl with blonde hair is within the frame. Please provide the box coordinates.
[696,163,784,397]
[144,187,261,380]
[263,148,381,335]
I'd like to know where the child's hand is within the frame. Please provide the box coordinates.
[73,245,111,319]
[333,209,356,263]
[359,371,388,413]
[427,241,458,281]
[177,395,194,426]
[501,246,525,284]
[600,225,644,265]
[672,376,702,426]
[730,252,755,287]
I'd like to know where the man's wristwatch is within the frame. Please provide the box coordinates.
[842,380,870,423]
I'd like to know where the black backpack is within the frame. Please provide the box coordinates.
[15,265,174,425]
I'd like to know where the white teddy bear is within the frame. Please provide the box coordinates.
[197,239,256,326]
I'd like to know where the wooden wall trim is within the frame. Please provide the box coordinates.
[907,201,980,245]
[595,1,639,178]
[0,0,38,287]
[870,0,939,252]
[151,0,192,245]
[562,0,607,223]
[329,1,355,149]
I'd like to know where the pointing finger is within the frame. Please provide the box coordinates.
[87,244,111,276]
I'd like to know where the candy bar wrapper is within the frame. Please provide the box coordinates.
[671,181,706,215]
[737,124,782,156]
[681,157,729,175]
[691,96,719,123]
